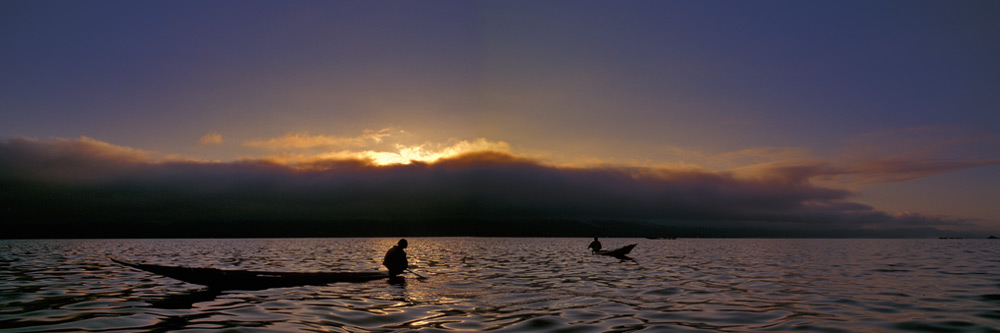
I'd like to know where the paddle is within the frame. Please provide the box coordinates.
[373,258,427,280]
[406,268,428,280]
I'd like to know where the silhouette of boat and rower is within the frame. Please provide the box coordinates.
[114,238,637,291]
[588,237,637,260]
[594,244,637,258]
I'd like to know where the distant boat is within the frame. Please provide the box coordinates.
[594,244,636,258]
[112,258,394,290]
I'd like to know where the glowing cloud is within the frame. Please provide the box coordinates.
[3,136,153,163]
[730,128,1000,187]
[241,138,513,168]
[199,133,223,145]
[1,135,993,237]
[243,129,394,150]
[0,136,190,183]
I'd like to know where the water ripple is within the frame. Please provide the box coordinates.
[1,238,998,331]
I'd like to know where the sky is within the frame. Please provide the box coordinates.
[2,0,998,237]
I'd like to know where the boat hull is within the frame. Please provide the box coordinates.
[595,244,636,258]
[113,258,392,290]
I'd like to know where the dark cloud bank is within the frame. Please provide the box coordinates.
[0,137,984,238]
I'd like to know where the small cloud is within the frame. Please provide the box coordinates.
[199,133,223,145]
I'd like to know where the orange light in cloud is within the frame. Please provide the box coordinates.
[243,129,394,150]
[58,136,154,162]
[247,138,512,168]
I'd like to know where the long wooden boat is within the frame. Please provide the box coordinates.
[112,258,393,290]
[595,244,636,258]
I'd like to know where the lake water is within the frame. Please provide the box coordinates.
[1,238,997,332]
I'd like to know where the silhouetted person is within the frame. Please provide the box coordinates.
[382,239,409,277]
[588,237,602,252]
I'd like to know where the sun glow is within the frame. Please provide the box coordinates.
[246,137,513,168]
[362,138,512,165]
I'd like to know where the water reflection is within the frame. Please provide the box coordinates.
[149,288,223,309]
[1,238,998,331]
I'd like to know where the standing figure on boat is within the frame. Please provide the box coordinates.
[383,239,409,277]
[588,237,602,252]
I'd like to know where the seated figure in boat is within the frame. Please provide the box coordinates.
[382,239,409,277]
[588,237,602,252]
